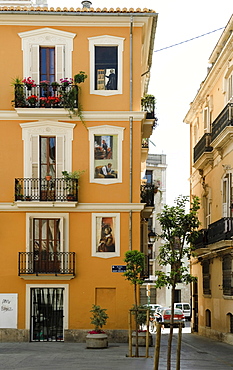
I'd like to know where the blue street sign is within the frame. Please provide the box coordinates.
[112,265,126,273]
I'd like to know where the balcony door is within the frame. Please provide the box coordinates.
[223,174,232,217]
[33,218,61,273]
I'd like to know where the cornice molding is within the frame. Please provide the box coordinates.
[0,110,146,121]
[0,202,145,212]
[0,14,148,27]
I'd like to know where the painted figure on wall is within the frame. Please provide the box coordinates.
[97,217,115,252]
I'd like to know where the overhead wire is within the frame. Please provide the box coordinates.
[154,27,225,52]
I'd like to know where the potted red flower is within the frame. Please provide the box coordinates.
[26,95,38,107]
[22,77,36,90]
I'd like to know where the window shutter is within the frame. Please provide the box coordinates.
[56,45,65,82]
[56,135,65,177]
[59,217,64,252]
[30,45,39,83]
[31,135,39,178]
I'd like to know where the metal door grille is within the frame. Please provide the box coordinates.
[31,288,64,342]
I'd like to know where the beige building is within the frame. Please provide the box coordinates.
[184,14,233,344]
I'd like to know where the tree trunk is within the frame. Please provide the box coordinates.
[167,284,175,370]
[134,283,139,357]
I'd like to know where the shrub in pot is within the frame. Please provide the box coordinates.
[86,304,109,349]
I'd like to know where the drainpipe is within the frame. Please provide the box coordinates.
[129,15,133,250]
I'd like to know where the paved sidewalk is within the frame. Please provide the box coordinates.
[0,333,233,369]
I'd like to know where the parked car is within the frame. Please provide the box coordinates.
[161,308,185,328]
[174,302,191,320]
[143,304,162,311]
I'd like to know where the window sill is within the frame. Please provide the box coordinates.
[16,201,77,208]
[19,275,75,280]
[203,294,212,298]
[223,295,233,300]
[15,107,70,118]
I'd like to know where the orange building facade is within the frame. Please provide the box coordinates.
[0,3,158,342]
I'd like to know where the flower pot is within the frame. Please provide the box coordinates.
[86,333,108,349]
[132,331,153,347]
[45,175,52,181]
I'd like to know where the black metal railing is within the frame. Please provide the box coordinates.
[193,133,213,163]
[192,229,208,250]
[140,184,155,207]
[192,218,233,249]
[208,217,233,244]
[211,103,233,142]
[15,178,78,202]
[14,83,78,109]
[141,95,155,119]
[18,252,75,276]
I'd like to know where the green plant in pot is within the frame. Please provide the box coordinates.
[11,77,26,108]
[61,72,87,125]
[86,304,109,349]
[62,170,84,201]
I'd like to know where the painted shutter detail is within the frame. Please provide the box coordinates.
[31,135,39,178]
[56,136,65,177]
[30,45,39,83]
[56,45,65,82]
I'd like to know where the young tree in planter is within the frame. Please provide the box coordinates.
[123,250,145,357]
[154,195,200,370]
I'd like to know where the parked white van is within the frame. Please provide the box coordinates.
[174,303,191,320]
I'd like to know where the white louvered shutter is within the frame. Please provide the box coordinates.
[31,135,39,178]
[56,136,65,177]
[30,45,40,84]
[56,45,65,82]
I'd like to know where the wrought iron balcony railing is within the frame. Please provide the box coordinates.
[208,217,233,244]
[15,178,78,202]
[18,252,75,276]
[141,95,155,119]
[14,83,78,109]
[140,184,155,207]
[193,133,213,163]
[211,103,233,142]
[192,218,233,249]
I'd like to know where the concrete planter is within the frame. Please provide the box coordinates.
[86,333,108,349]
[132,331,153,347]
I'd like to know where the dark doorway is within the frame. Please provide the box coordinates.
[31,287,64,341]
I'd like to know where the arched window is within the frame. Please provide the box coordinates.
[206,309,211,327]
[227,313,233,333]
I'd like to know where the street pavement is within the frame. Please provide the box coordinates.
[0,331,233,369]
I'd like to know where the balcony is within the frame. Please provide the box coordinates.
[211,103,233,142]
[141,95,156,120]
[192,218,233,250]
[140,184,155,207]
[13,83,78,109]
[18,252,75,277]
[193,133,213,163]
[15,178,78,202]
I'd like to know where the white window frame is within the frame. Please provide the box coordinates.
[18,27,76,83]
[26,284,69,330]
[88,35,124,96]
[222,173,232,217]
[20,120,75,178]
[26,213,69,253]
[92,213,120,259]
[88,125,124,184]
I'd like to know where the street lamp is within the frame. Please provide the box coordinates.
[148,230,156,243]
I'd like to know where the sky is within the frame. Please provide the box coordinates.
[48,0,233,205]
